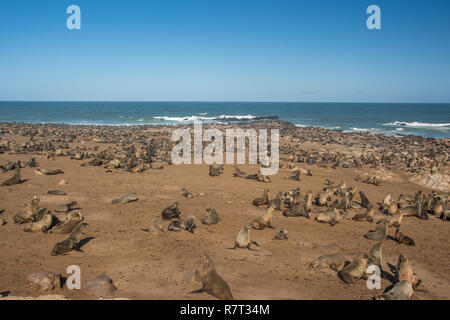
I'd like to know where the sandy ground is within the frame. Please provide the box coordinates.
[0,132,449,300]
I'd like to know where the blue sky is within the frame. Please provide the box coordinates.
[0,0,449,102]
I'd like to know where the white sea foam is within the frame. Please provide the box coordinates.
[384,121,450,128]
[153,114,256,122]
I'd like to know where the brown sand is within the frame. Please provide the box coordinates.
[0,125,449,300]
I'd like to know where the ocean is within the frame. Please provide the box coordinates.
[0,101,449,139]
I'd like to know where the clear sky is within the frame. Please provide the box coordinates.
[0,0,449,102]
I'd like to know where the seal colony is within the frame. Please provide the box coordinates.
[0,121,448,300]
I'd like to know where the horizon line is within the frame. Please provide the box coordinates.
[0,100,449,104]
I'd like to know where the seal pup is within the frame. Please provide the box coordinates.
[285,170,301,181]
[375,280,414,300]
[51,222,87,256]
[111,193,138,204]
[50,210,84,234]
[23,209,54,233]
[169,216,197,233]
[252,189,270,207]
[396,255,421,289]
[338,253,369,284]
[359,191,371,209]
[189,255,234,300]
[364,219,388,241]
[54,201,78,213]
[141,217,166,236]
[395,226,415,246]
[209,164,223,177]
[233,166,246,178]
[230,224,259,250]
[352,204,375,223]
[201,205,219,225]
[251,205,276,230]
[315,208,343,226]
[27,271,62,291]
[273,228,288,240]
[1,161,21,186]
[182,188,194,198]
[14,196,40,224]
[161,201,182,220]
[309,253,346,271]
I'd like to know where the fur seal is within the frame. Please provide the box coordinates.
[273,228,288,240]
[352,204,375,223]
[47,190,67,196]
[441,210,450,221]
[364,219,388,241]
[338,253,369,284]
[230,224,259,250]
[23,209,54,233]
[285,170,301,181]
[34,168,64,175]
[359,191,371,208]
[54,201,77,213]
[141,217,166,236]
[209,164,223,177]
[251,205,276,230]
[51,222,87,255]
[85,274,117,298]
[111,193,138,204]
[189,255,234,300]
[315,191,332,207]
[201,205,219,225]
[169,216,197,233]
[396,255,421,289]
[375,280,414,300]
[27,271,61,291]
[1,161,21,186]
[233,166,246,178]
[309,253,346,271]
[14,196,40,224]
[161,201,182,220]
[367,243,382,269]
[252,189,270,207]
[182,188,194,198]
[395,226,415,246]
[270,192,283,210]
[315,208,343,226]
[50,210,84,234]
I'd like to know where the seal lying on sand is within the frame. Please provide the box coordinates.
[182,188,194,198]
[111,193,138,204]
[50,211,84,234]
[233,166,246,178]
[395,226,415,246]
[309,253,347,271]
[27,271,62,291]
[141,217,166,236]
[315,208,344,226]
[252,189,270,207]
[375,280,414,300]
[338,253,368,284]
[189,255,234,300]
[34,168,64,175]
[168,216,197,233]
[54,201,77,213]
[352,204,375,223]
[23,209,54,233]
[251,205,276,230]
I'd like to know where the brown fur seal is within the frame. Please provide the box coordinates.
[315,191,332,207]
[309,253,346,271]
[1,162,21,186]
[34,168,64,175]
[338,253,368,284]
[367,243,382,269]
[364,219,388,241]
[251,205,276,230]
[14,196,40,224]
[352,204,375,223]
[270,192,283,210]
[182,188,194,198]
[359,191,371,209]
[50,210,84,234]
[315,208,343,226]
[51,222,87,255]
[375,280,414,300]
[201,205,219,225]
[47,190,67,196]
[23,209,54,233]
[111,193,138,204]
[189,255,234,300]
[27,271,62,291]
[273,228,288,240]
[54,201,77,213]
[252,189,270,207]
[209,164,223,177]
[161,201,182,220]
[396,255,421,289]
[285,170,301,181]
[395,226,415,246]
[230,224,259,250]
[233,166,246,178]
